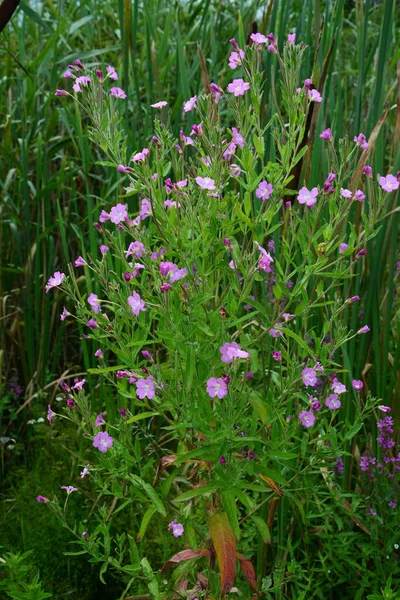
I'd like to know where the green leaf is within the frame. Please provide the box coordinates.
[173,484,220,503]
[126,411,159,424]
[130,476,166,516]
[251,516,271,543]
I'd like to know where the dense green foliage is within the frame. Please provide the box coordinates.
[1,1,399,598]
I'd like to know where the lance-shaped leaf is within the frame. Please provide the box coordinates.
[236,552,257,591]
[161,548,210,573]
[209,512,236,594]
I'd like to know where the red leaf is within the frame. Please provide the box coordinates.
[161,548,210,573]
[209,512,236,594]
[236,552,257,591]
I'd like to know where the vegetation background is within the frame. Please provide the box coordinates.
[1,0,399,598]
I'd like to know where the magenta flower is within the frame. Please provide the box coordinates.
[110,87,127,99]
[354,133,368,149]
[358,325,370,334]
[106,65,118,80]
[55,89,68,96]
[347,295,360,303]
[128,291,146,316]
[339,243,348,253]
[80,466,89,478]
[88,293,101,314]
[36,495,49,503]
[297,186,318,207]
[117,164,132,173]
[93,431,114,453]
[94,413,105,427]
[210,82,223,101]
[94,349,103,358]
[220,342,249,364]
[340,188,352,199]
[126,241,146,258]
[206,377,228,399]
[183,96,197,112]
[60,307,68,321]
[151,100,167,108]
[319,128,332,140]
[140,198,152,220]
[169,267,187,283]
[250,32,268,45]
[87,319,99,329]
[47,405,55,424]
[363,165,372,177]
[378,174,399,193]
[232,127,245,148]
[332,380,346,394]
[352,380,364,391]
[287,33,296,45]
[99,210,110,222]
[256,180,273,201]
[168,519,184,537]
[228,49,245,69]
[271,351,282,361]
[353,190,365,202]
[299,410,315,427]
[61,485,78,494]
[325,394,341,410]
[227,78,250,96]
[378,405,391,413]
[256,243,274,272]
[195,176,216,190]
[45,271,65,292]
[110,203,128,224]
[135,377,156,400]
[100,245,109,255]
[72,378,86,390]
[131,148,150,162]
[75,256,86,266]
[302,367,317,388]
[308,89,322,102]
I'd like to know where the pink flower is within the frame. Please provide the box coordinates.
[358,325,370,334]
[287,33,296,45]
[63,70,73,78]
[126,241,146,258]
[110,203,128,224]
[299,410,315,427]
[168,519,184,537]
[100,245,109,255]
[47,405,55,424]
[340,188,352,199]
[195,176,216,190]
[45,271,65,292]
[151,100,167,108]
[106,65,118,80]
[117,164,132,173]
[378,405,391,413]
[110,87,127,99]
[363,165,372,177]
[94,413,105,427]
[87,319,99,329]
[228,49,245,69]
[267,44,277,54]
[55,89,68,96]
[135,377,156,399]
[352,380,363,391]
[256,243,274,272]
[353,189,365,202]
[325,394,341,410]
[302,367,317,387]
[60,307,69,321]
[36,495,49,503]
[72,378,86,390]
[140,198,152,220]
[183,96,197,112]
[131,148,149,162]
[271,351,282,361]
[88,293,101,314]
[206,377,228,399]
[319,128,332,140]
[231,127,245,148]
[219,342,249,364]
[80,466,89,478]
[99,210,110,222]
[128,291,146,316]
[75,256,86,266]
[210,82,223,101]
[160,262,176,277]
[378,174,399,193]
[94,349,103,358]
[332,380,346,394]
[227,78,250,96]
[308,89,322,102]
[61,485,78,494]
[93,431,113,453]
[339,243,348,253]
[169,267,187,283]
[297,186,318,207]
[354,133,368,149]
[250,32,268,45]
[256,180,273,201]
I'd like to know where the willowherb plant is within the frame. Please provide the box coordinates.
[41,32,399,599]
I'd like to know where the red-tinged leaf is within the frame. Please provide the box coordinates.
[258,473,284,496]
[209,512,236,594]
[161,548,210,573]
[236,552,257,591]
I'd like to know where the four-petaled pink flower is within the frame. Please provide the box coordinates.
[302,367,317,387]
[206,377,228,399]
[183,96,197,112]
[126,241,146,258]
[299,410,315,427]
[228,49,245,69]
[325,394,341,410]
[227,78,250,96]
[135,377,156,399]
[297,186,318,207]
[128,291,146,316]
[75,256,86,266]
[250,33,268,45]
[131,148,150,162]
[319,128,332,140]
[110,87,127,99]
[220,342,249,364]
[61,485,78,494]
[110,203,128,224]
[93,431,114,453]
[378,174,399,193]
[46,271,65,292]
[256,180,273,201]
[354,133,368,149]
[88,293,101,314]
[340,188,352,199]
[168,519,184,537]
[332,380,346,394]
[353,190,365,202]
[352,380,363,391]
[195,176,216,190]
[151,100,167,108]
[308,89,322,102]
